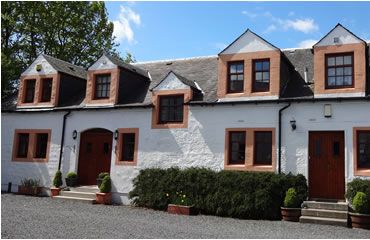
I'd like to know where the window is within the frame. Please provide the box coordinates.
[34,133,49,158]
[326,53,353,88]
[94,74,111,99]
[121,133,135,161]
[159,95,184,123]
[253,59,270,92]
[16,133,30,158]
[24,79,36,103]
[12,130,51,162]
[227,61,244,93]
[40,78,53,102]
[254,131,272,165]
[228,131,246,165]
[357,131,370,169]
[116,128,139,165]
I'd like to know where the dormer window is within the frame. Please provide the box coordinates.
[326,53,353,89]
[40,78,53,102]
[227,61,244,93]
[252,59,270,92]
[159,95,184,123]
[23,79,36,103]
[94,74,111,99]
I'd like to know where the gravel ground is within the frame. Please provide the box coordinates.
[1,194,369,239]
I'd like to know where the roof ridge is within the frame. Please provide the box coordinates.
[133,55,217,65]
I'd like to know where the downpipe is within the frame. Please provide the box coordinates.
[278,103,291,174]
[58,111,71,170]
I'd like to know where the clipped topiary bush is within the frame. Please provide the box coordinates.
[129,167,308,220]
[284,188,301,208]
[345,178,370,204]
[99,175,111,193]
[353,192,370,214]
[66,172,77,178]
[98,172,109,179]
[53,170,63,188]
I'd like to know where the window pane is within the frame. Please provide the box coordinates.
[24,80,36,103]
[327,57,335,66]
[254,131,272,165]
[41,78,53,102]
[336,67,343,76]
[344,76,352,85]
[255,62,263,71]
[344,67,352,75]
[229,64,237,73]
[159,95,184,123]
[328,68,335,76]
[236,64,243,73]
[230,81,243,91]
[263,72,270,81]
[335,56,343,65]
[255,72,262,81]
[17,133,29,158]
[336,76,344,86]
[228,62,244,93]
[237,75,244,81]
[95,74,111,99]
[122,133,135,161]
[229,131,246,164]
[357,131,370,169]
[35,133,48,158]
[344,55,352,65]
[262,61,270,70]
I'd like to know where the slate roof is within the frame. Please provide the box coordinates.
[42,54,87,79]
[104,53,149,79]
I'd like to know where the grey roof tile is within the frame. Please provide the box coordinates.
[42,54,87,79]
[104,53,149,79]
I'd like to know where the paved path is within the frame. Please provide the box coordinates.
[1,194,369,238]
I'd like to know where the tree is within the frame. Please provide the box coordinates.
[1,1,131,100]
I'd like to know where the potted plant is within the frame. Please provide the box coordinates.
[95,175,112,205]
[18,178,41,196]
[50,170,63,197]
[167,191,198,216]
[349,192,370,229]
[281,188,301,222]
[96,172,109,188]
[65,172,78,187]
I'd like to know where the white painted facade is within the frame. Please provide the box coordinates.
[315,24,363,47]
[88,55,117,70]
[2,100,370,203]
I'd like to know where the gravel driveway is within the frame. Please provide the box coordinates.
[1,194,369,239]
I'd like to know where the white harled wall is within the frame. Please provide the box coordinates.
[2,101,370,204]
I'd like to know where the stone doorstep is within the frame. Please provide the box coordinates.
[53,195,95,204]
[68,186,99,193]
[300,216,348,227]
[301,208,348,219]
[59,190,96,200]
[303,201,348,211]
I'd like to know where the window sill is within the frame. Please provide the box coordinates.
[115,160,137,166]
[354,168,370,177]
[152,122,187,129]
[12,158,48,163]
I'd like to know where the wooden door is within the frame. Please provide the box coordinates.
[308,131,345,200]
[78,129,113,185]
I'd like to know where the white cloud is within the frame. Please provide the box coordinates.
[297,39,318,48]
[288,11,295,16]
[241,10,258,19]
[112,5,141,44]
[284,19,319,34]
[264,24,277,33]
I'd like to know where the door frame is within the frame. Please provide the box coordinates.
[308,131,345,201]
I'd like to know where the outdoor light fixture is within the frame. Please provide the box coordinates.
[72,130,77,140]
[324,104,332,118]
[290,120,297,131]
[114,129,119,140]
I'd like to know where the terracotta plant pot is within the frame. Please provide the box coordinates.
[349,212,370,230]
[95,192,112,205]
[167,204,198,216]
[281,207,301,222]
[50,187,61,197]
[18,186,41,196]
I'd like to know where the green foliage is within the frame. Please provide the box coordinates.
[98,172,109,179]
[353,192,370,214]
[345,178,370,204]
[66,172,77,178]
[166,191,193,206]
[284,188,301,208]
[20,178,40,188]
[129,167,308,220]
[99,175,111,193]
[1,1,133,100]
[53,170,63,188]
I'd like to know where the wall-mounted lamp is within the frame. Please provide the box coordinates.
[290,120,297,131]
[72,130,77,140]
[114,129,119,140]
[324,104,332,118]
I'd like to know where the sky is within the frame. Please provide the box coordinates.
[105,1,370,62]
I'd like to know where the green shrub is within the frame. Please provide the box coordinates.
[98,172,109,179]
[53,170,63,188]
[345,178,370,204]
[66,172,77,178]
[284,188,300,208]
[353,192,370,214]
[99,175,111,193]
[129,167,308,220]
[20,178,40,188]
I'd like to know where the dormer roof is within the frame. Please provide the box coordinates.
[42,54,87,79]
[151,71,201,92]
[219,29,279,55]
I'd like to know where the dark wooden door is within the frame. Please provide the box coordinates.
[78,129,113,185]
[308,131,345,200]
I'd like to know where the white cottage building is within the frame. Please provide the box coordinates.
[2,24,370,210]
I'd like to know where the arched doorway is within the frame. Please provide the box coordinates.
[77,128,113,185]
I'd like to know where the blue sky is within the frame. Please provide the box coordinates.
[105,1,370,62]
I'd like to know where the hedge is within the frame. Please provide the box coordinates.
[345,178,370,204]
[129,167,307,220]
